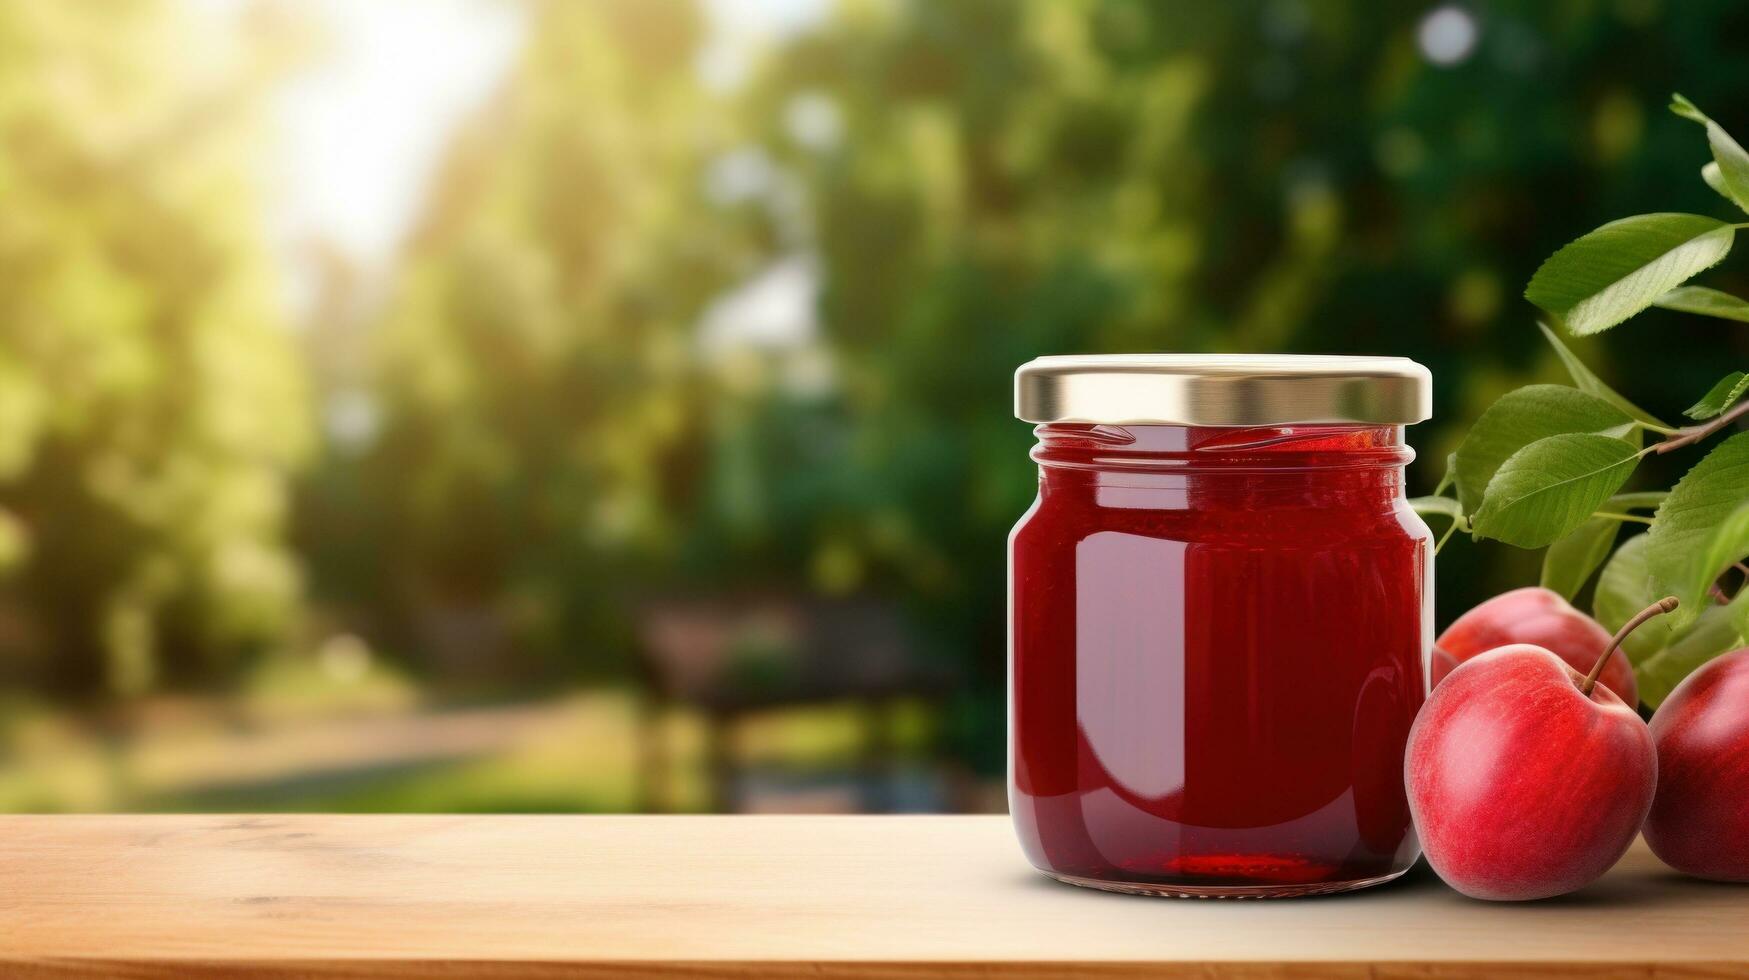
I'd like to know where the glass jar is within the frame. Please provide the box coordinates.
[1009,355,1434,898]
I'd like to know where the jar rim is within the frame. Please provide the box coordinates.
[1015,353,1431,426]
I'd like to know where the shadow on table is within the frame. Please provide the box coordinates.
[1000,857,1673,908]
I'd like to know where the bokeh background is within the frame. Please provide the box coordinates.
[2,0,1747,814]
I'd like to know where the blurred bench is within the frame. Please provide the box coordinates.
[635,596,955,812]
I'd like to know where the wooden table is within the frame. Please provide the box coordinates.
[1,815,1745,977]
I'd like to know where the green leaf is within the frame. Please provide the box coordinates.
[1635,594,1749,708]
[1409,495,1462,524]
[1655,285,1749,323]
[1596,534,1674,663]
[1540,516,1620,601]
[1471,434,1642,549]
[1684,370,1749,419]
[1672,94,1749,214]
[1433,451,1457,497]
[1669,94,1707,125]
[1596,490,1667,517]
[1537,322,1667,428]
[1646,432,1749,629]
[1452,385,1632,515]
[1701,500,1749,587]
[1525,213,1734,336]
[1702,162,1738,210]
[1594,532,1744,707]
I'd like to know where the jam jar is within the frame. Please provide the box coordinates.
[1009,355,1434,898]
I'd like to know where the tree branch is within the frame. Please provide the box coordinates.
[1655,397,1749,454]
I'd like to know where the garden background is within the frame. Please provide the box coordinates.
[2,0,1746,813]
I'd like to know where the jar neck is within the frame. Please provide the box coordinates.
[1032,423,1413,509]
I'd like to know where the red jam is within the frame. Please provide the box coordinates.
[1009,422,1432,897]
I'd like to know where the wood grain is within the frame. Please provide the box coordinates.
[0,814,1745,977]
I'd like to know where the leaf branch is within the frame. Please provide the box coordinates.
[1593,512,1655,526]
[1653,396,1749,455]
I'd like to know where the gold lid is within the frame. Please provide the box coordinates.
[1015,354,1431,426]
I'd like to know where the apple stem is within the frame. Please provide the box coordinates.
[1580,596,1679,696]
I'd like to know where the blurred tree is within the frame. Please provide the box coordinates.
[715,0,1749,768]
[327,0,1749,777]
[311,0,754,676]
[0,2,311,696]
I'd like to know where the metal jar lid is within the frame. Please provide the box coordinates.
[1014,354,1432,426]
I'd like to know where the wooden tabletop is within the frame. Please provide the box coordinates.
[1,814,1746,977]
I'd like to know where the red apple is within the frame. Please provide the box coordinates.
[1405,601,1670,899]
[1435,586,1638,707]
[1644,647,1749,881]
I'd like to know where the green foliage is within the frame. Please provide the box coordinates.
[1645,434,1749,628]
[1702,163,1740,211]
[1595,491,1669,518]
[1684,371,1749,418]
[1595,535,1678,662]
[0,2,310,695]
[1671,94,1749,213]
[1452,385,1632,515]
[1524,213,1734,336]
[17,0,1749,737]
[1546,491,1666,603]
[716,6,1749,745]
[1593,533,1747,707]
[1438,93,1749,706]
[312,11,1749,737]
[1469,434,1641,548]
[1654,286,1749,322]
[1737,586,1749,645]
[1540,517,1619,601]
[1636,600,1749,708]
[1409,496,1462,522]
[1536,324,1666,427]
[308,0,744,673]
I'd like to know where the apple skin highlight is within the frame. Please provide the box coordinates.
[1406,643,1656,901]
[1644,647,1749,882]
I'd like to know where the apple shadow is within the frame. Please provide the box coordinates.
[1490,879,1647,908]
[1648,870,1749,890]
[1471,868,1711,909]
